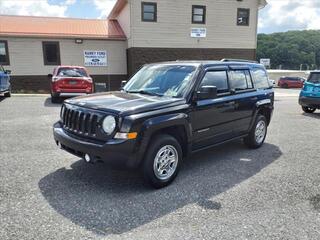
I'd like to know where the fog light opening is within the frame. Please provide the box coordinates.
[84,154,91,163]
[57,141,62,149]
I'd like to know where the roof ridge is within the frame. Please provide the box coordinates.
[0,14,108,21]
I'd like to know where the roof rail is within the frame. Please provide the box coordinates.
[221,58,258,63]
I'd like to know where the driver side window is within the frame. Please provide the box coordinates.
[200,71,229,94]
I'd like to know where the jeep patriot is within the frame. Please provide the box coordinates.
[53,60,274,188]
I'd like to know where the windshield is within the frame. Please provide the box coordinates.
[124,64,196,97]
[57,68,88,77]
[308,73,320,84]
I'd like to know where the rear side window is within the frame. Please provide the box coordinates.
[251,68,270,89]
[229,70,253,91]
[200,71,229,93]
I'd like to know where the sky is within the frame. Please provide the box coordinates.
[1,0,320,34]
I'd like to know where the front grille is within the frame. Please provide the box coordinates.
[61,104,102,138]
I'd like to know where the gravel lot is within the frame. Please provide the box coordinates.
[1,89,320,240]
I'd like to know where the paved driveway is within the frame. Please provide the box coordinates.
[1,90,320,239]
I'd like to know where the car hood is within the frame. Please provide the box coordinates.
[65,91,186,115]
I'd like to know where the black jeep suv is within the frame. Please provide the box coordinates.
[53,60,274,188]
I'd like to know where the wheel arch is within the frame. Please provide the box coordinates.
[257,106,272,125]
[136,113,192,165]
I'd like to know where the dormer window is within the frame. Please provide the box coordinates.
[192,5,206,24]
[142,2,157,22]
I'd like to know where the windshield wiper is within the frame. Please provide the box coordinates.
[127,90,163,97]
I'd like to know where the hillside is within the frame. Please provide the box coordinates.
[257,30,320,70]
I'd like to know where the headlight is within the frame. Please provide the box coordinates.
[304,85,313,92]
[102,116,116,135]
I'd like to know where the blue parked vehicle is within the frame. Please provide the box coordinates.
[299,71,320,113]
[0,65,11,97]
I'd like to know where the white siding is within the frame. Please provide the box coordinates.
[2,37,127,76]
[117,3,131,42]
[129,0,259,49]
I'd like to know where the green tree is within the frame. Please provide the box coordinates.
[257,30,320,70]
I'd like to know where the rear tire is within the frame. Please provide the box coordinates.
[302,106,316,113]
[143,134,182,189]
[51,95,60,104]
[4,91,11,97]
[244,115,268,149]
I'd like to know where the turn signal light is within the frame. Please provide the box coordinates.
[114,132,138,140]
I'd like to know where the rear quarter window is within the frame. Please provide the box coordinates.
[251,68,270,89]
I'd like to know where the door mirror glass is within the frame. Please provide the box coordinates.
[47,74,53,78]
[197,86,218,100]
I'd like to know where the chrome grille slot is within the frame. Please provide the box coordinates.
[84,114,90,134]
[90,115,98,135]
[71,110,77,130]
[78,112,84,133]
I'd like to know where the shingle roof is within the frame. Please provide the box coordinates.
[0,15,126,40]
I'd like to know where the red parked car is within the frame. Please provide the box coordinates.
[49,66,94,103]
[278,76,305,88]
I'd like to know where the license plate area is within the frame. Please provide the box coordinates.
[69,81,78,85]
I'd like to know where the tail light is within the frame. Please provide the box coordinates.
[52,77,59,82]
[84,77,93,83]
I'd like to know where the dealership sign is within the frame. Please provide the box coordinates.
[84,51,107,67]
[191,28,207,38]
[260,58,271,68]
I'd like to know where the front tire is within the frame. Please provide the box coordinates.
[302,106,316,113]
[143,134,182,189]
[244,115,268,149]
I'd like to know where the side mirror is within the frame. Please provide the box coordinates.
[47,74,53,78]
[120,80,127,89]
[4,70,11,75]
[196,86,218,100]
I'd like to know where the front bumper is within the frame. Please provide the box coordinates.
[53,122,140,168]
[299,96,320,108]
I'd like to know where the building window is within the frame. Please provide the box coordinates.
[0,40,10,65]
[42,41,60,65]
[237,8,250,26]
[141,2,157,22]
[192,5,206,24]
